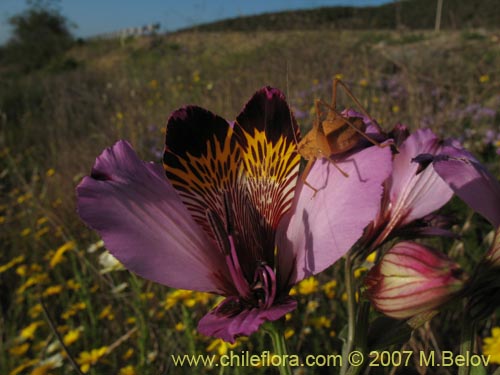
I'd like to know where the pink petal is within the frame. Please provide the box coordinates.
[77,141,231,294]
[198,298,297,343]
[433,146,500,228]
[279,145,393,285]
[389,129,453,226]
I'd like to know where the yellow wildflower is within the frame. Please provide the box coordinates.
[206,339,238,356]
[63,328,81,346]
[36,217,49,227]
[126,317,136,325]
[0,255,25,273]
[0,216,5,224]
[29,304,43,318]
[119,365,137,375]
[77,346,108,373]
[122,348,134,360]
[61,302,86,320]
[50,241,76,268]
[9,343,30,356]
[192,70,200,83]
[297,277,319,295]
[9,359,38,375]
[30,363,54,375]
[392,105,400,113]
[16,264,27,276]
[52,199,62,208]
[366,251,377,263]
[479,74,490,84]
[483,327,500,364]
[43,285,63,297]
[17,273,50,294]
[67,279,81,291]
[90,283,99,293]
[98,305,115,320]
[116,112,124,120]
[341,291,359,302]
[354,267,367,278]
[46,168,56,177]
[309,316,332,329]
[306,300,319,313]
[149,79,158,89]
[17,193,32,204]
[139,292,154,301]
[335,73,344,80]
[35,227,50,239]
[20,228,31,237]
[284,328,295,339]
[163,289,193,309]
[322,280,337,299]
[359,78,368,87]
[20,321,45,340]
[175,322,185,331]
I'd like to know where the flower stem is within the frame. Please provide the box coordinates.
[341,254,356,375]
[263,322,292,375]
[457,313,475,375]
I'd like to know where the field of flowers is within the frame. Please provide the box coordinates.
[1,29,500,374]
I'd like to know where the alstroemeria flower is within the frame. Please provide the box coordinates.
[425,145,500,228]
[363,128,455,251]
[365,241,466,319]
[77,87,392,342]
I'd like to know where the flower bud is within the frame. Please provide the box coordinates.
[485,226,500,267]
[364,241,466,319]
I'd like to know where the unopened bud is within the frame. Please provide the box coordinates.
[365,241,466,319]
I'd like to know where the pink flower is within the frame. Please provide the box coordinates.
[77,87,392,342]
[426,145,500,228]
[365,241,466,319]
[363,128,454,251]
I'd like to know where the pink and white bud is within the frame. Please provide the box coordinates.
[485,227,500,267]
[364,241,466,319]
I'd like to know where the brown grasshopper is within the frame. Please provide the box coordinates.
[298,78,388,194]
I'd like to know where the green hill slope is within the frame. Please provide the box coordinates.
[186,0,500,32]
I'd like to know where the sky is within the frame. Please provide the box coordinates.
[0,0,392,44]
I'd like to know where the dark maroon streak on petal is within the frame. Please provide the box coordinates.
[235,86,300,146]
[164,106,232,159]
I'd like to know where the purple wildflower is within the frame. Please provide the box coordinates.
[77,87,392,342]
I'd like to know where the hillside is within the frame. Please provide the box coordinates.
[186,0,500,32]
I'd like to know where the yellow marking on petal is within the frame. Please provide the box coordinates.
[238,128,300,227]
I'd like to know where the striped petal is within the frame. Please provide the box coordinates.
[388,129,453,226]
[163,88,300,280]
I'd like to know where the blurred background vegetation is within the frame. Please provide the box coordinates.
[0,0,499,374]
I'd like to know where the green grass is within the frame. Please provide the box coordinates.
[0,28,499,374]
